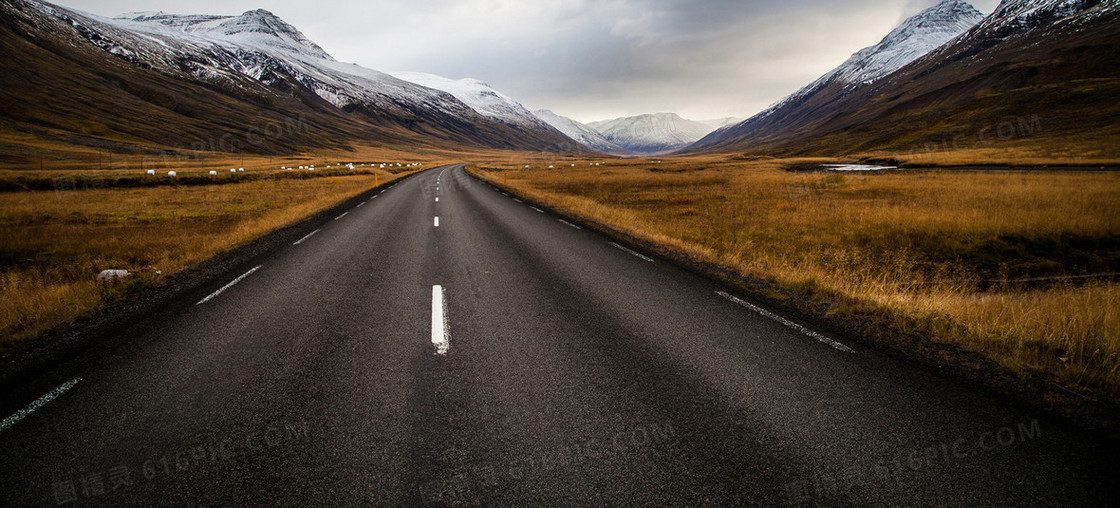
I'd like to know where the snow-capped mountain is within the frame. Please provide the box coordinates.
[687,0,984,153]
[588,113,716,154]
[389,72,559,133]
[718,0,981,131]
[121,9,333,60]
[0,0,572,154]
[532,110,627,154]
[105,10,506,126]
[813,0,982,88]
[685,0,1120,157]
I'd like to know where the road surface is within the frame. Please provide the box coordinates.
[1,164,1117,506]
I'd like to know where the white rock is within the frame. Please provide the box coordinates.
[97,269,131,282]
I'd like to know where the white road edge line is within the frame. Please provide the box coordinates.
[531,207,545,214]
[432,285,449,355]
[559,219,581,229]
[434,217,440,227]
[335,212,349,221]
[513,198,523,203]
[608,242,654,262]
[293,229,319,245]
[196,266,262,305]
[0,378,82,434]
[716,291,855,353]
[356,202,365,208]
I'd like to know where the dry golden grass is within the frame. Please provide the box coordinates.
[0,140,585,346]
[473,159,1120,395]
[0,172,409,345]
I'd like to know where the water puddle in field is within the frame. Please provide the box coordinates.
[820,163,899,171]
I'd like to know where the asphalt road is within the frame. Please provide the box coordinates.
[1,164,1117,506]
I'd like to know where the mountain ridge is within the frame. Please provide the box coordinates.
[685,0,1120,158]
[688,0,984,153]
[0,0,574,159]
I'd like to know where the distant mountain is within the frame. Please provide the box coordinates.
[390,72,563,136]
[0,0,573,160]
[589,113,715,154]
[687,0,983,153]
[686,0,1120,158]
[532,110,628,154]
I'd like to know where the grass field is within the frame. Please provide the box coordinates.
[0,170,409,345]
[0,141,612,347]
[473,158,1120,396]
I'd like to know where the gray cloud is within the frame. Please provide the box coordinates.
[58,0,1001,123]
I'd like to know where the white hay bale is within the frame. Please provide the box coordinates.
[209,170,218,175]
[167,171,177,177]
[146,169,155,175]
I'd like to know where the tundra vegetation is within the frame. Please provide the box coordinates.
[0,152,433,345]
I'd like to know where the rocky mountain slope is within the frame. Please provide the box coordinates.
[685,0,1120,158]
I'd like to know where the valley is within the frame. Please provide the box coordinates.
[2,0,1119,505]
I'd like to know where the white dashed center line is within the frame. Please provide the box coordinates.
[335,212,349,220]
[559,219,581,229]
[531,207,545,214]
[434,217,440,227]
[716,291,855,353]
[197,266,262,305]
[432,285,449,355]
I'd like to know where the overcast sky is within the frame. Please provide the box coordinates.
[60,0,1000,123]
